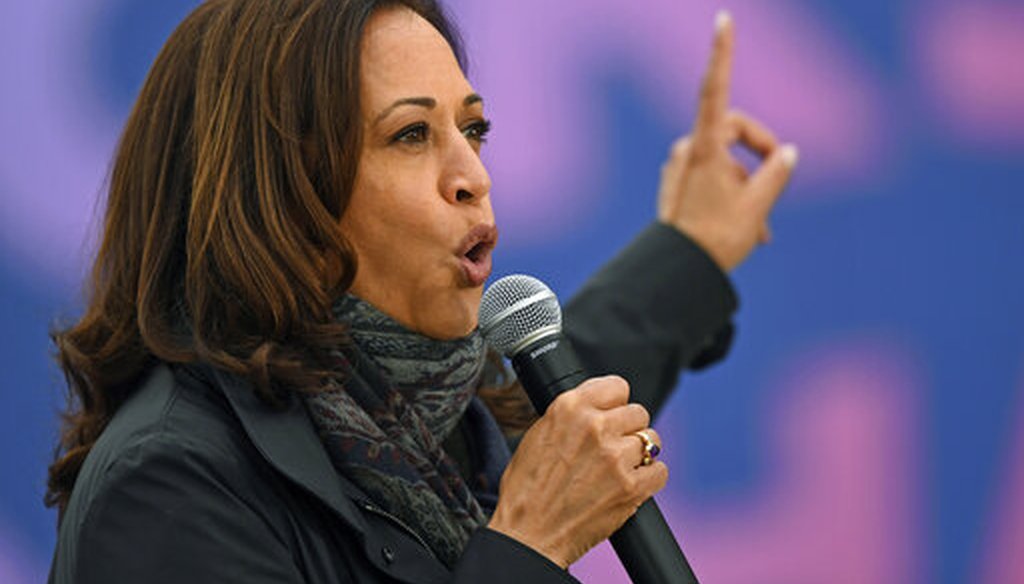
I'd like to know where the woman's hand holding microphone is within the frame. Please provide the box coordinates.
[487,376,664,568]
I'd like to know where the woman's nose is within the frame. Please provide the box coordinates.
[440,135,492,205]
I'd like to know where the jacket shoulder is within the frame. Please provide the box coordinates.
[68,365,262,503]
[51,365,310,584]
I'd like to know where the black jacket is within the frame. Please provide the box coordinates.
[49,223,736,584]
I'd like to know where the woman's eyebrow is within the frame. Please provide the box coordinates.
[373,93,484,126]
[374,97,436,126]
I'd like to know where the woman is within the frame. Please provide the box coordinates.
[47,1,795,582]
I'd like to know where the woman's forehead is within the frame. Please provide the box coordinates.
[360,7,472,108]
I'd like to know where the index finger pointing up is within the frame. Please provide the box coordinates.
[694,11,735,146]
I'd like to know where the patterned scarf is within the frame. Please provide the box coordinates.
[304,295,489,567]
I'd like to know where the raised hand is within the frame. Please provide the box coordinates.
[657,11,798,272]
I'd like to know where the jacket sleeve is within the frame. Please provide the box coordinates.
[69,436,312,584]
[453,528,579,583]
[563,222,738,417]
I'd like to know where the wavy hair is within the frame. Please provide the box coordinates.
[45,0,486,514]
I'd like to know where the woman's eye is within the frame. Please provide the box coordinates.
[392,122,429,144]
[463,119,492,144]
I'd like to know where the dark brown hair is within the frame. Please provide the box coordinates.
[45,0,490,514]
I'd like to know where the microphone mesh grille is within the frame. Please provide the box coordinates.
[478,274,562,356]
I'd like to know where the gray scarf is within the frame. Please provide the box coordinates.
[304,295,489,567]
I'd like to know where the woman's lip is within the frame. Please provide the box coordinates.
[459,251,492,287]
[455,223,498,287]
[457,224,498,257]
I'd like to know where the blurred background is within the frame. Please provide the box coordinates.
[1,1,1022,582]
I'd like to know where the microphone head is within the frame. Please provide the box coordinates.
[479,274,563,357]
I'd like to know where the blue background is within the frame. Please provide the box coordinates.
[1,1,1021,582]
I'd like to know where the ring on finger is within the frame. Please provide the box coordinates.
[633,430,661,467]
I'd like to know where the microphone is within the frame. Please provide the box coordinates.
[479,275,700,584]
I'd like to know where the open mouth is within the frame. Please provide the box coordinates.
[464,240,489,263]
[456,224,498,287]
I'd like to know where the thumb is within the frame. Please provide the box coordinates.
[747,143,798,214]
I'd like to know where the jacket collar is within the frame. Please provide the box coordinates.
[174,364,451,582]
[201,365,370,535]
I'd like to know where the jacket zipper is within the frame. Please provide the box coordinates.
[358,500,440,563]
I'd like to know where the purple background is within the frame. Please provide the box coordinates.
[1,1,1022,582]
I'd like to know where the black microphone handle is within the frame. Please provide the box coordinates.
[510,334,699,584]
[609,500,698,584]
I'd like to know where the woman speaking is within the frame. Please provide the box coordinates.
[46,0,796,582]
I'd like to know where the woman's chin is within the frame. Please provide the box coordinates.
[415,294,481,340]
[417,322,475,341]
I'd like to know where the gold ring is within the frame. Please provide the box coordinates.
[634,430,661,467]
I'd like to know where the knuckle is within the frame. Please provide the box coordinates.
[607,375,630,398]
[626,475,642,497]
[670,138,691,158]
[561,387,582,407]
[631,404,651,428]
[546,395,565,417]
[599,442,619,465]
[688,142,715,165]
[549,392,575,418]
[584,412,604,438]
[616,466,639,494]
[634,401,651,424]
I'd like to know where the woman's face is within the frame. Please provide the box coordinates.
[341,6,495,340]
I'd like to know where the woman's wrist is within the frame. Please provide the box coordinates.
[487,512,571,569]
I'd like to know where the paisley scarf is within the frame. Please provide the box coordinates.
[304,295,491,567]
